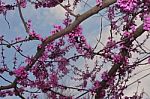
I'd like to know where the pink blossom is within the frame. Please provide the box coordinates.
[0,67,8,74]
[13,66,28,80]
[47,92,57,99]
[15,37,22,42]
[108,7,115,20]
[93,80,100,89]
[18,0,27,8]
[53,24,62,30]
[106,38,116,48]
[67,26,93,58]
[49,72,58,87]
[35,0,64,8]
[29,30,43,41]
[0,2,6,14]
[101,71,109,81]
[96,0,102,6]
[117,0,138,12]
[144,0,150,4]
[143,14,150,31]
[0,91,6,97]
[58,57,68,74]
[83,72,91,79]
[112,54,123,63]
[123,31,132,37]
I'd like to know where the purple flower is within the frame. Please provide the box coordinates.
[117,0,138,12]
[143,14,150,31]
[123,31,132,37]
[96,0,102,6]
[13,66,28,79]
[13,66,28,85]
[18,0,27,8]
[49,72,58,87]
[112,54,123,63]
[101,71,109,81]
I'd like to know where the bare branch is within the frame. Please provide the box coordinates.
[16,0,29,33]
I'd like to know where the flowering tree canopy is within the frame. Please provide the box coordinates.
[0,0,150,98]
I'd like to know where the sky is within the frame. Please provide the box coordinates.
[0,0,150,99]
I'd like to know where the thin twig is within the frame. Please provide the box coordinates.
[16,0,29,33]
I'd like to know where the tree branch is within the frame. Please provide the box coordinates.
[25,0,116,71]
[16,0,29,33]
[75,24,145,99]
[0,84,14,90]
[1,0,116,93]
[95,24,145,98]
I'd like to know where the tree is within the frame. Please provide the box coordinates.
[0,0,150,98]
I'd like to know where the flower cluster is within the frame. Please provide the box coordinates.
[13,66,28,83]
[112,54,123,64]
[50,24,63,35]
[96,0,102,6]
[0,2,6,14]
[117,0,138,12]
[34,80,51,92]
[73,0,81,8]
[93,80,100,90]
[67,26,92,58]
[108,6,115,20]
[101,71,109,81]
[123,31,132,38]
[105,38,116,51]
[34,0,64,8]
[143,0,150,6]
[57,57,68,74]
[27,20,43,41]
[103,38,117,59]
[143,14,150,31]
[0,90,13,97]
[31,63,48,80]
[18,0,27,8]
[49,72,58,87]
[29,30,43,41]
[0,67,8,74]
[63,12,72,26]
[0,1,15,14]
